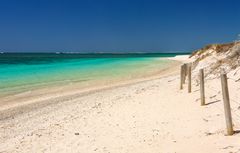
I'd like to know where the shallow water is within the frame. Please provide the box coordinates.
[0,53,183,96]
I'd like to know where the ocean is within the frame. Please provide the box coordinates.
[0,53,185,97]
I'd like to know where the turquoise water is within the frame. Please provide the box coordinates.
[0,53,183,96]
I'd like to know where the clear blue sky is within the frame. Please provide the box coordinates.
[0,0,239,52]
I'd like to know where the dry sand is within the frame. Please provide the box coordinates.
[0,56,240,153]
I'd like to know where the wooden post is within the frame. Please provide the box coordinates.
[183,64,187,84]
[185,63,188,77]
[199,69,205,106]
[188,65,192,93]
[180,65,184,90]
[220,73,234,136]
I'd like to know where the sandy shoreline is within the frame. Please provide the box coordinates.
[0,58,180,120]
[1,55,240,153]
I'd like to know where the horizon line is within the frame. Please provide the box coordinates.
[0,51,191,54]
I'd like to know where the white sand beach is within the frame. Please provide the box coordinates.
[1,0,239,152]
[1,53,240,153]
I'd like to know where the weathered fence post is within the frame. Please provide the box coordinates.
[185,63,188,76]
[183,63,187,84]
[188,64,192,93]
[182,64,186,84]
[180,65,184,90]
[199,69,205,106]
[220,73,234,136]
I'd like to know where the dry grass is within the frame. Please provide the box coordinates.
[190,42,236,58]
